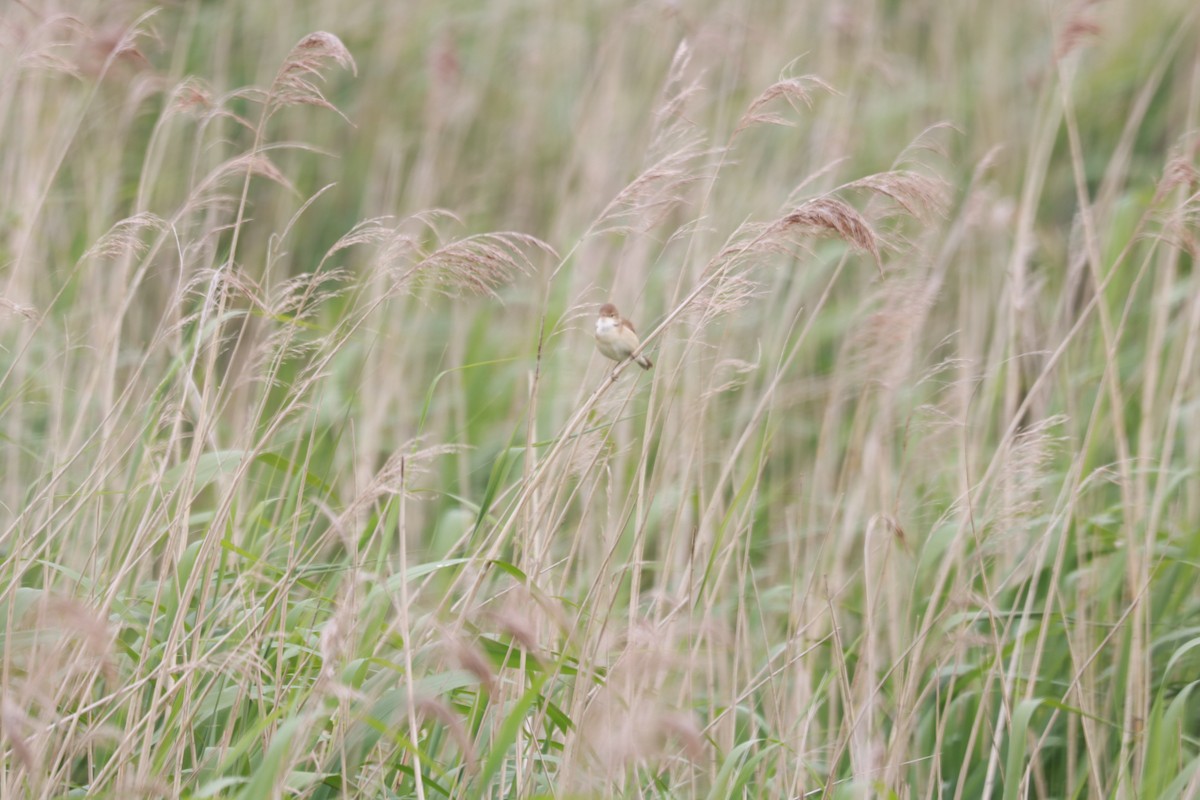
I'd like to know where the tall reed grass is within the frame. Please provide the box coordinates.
[1,1,1198,797]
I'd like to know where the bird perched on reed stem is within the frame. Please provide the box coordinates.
[595,303,653,370]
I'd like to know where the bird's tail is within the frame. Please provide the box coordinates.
[636,355,653,370]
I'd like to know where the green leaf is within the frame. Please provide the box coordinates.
[1003,698,1047,800]
[235,714,310,800]
[476,675,545,791]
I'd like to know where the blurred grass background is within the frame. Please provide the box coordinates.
[1,0,1199,797]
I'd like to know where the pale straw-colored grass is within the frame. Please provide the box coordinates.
[1,1,1199,798]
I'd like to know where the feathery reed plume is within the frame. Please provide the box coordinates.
[187,151,300,203]
[224,152,298,196]
[690,190,887,322]
[590,40,715,235]
[337,440,465,526]
[80,212,165,262]
[1139,150,1200,264]
[566,421,606,477]
[79,14,157,76]
[37,597,115,668]
[781,196,882,261]
[163,77,260,133]
[844,169,951,222]
[657,711,707,761]
[0,595,119,766]
[317,579,366,702]
[381,227,555,299]
[416,697,477,768]
[574,617,697,780]
[692,264,762,322]
[1159,198,1200,257]
[581,701,706,774]
[701,356,760,399]
[1056,3,1102,59]
[267,31,357,120]
[844,274,938,390]
[0,695,35,773]
[590,139,712,236]
[686,159,947,335]
[1154,147,1200,204]
[267,268,352,320]
[733,74,836,137]
[869,511,909,550]
[0,296,38,320]
[983,415,1065,561]
[165,76,213,116]
[10,14,87,77]
[884,123,962,188]
[215,265,350,357]
[320,216,399,266]
[651,40,701,141]
[444,633,498,696]
[489,603,541,655]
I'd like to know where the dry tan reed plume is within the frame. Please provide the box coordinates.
[184,151,300,208]
[1055,2,1103,59]
[590,139,713,236]
[0,295,38,320]
[893,121,961,166]
[691,263,762,322]
[1156,157,1200,203]
[407,232,554,297]
[488,603,541,656]
[322,216,402,264]
[845,170,951,223]
[317,578,366,702]
[165,76,214,116]
[266,31,357,120]
[486,584,569,651]
[1,8,156,85]
[212,264,351,351]
[0,694,35,772]
[574,617,705,781]
[164,76,258,132]
[36,597,116,669]
[78,14,157,77]
[373,217,556,299]
[5,9,156,79]
[566,417,608,478]
[416,697,478,769]
[733,74,837,137]
[7,13,87,78]
[590,41,715,236]
[579,699,706,776]
[983,415,1065,560]
[0,595,118,781]
[266,269,353,320]
[222,152,299,197]
[651,40,703,142]
[443,633,498,696]
[758,167,948,283]
[1146,148,1200,258]
[336,440,465,527]
[80,212,165,262]
[844,274,939,391]
[691,192,883,322]
[780,196,882,263]
[701,356,760,400]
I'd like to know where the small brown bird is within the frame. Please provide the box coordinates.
[595,303,653,370]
